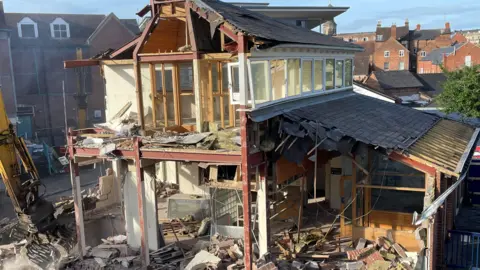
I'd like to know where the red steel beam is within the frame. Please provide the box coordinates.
[238,32,252,270]
[64,59,100,69]
[141,150,241,163]
[389,151,436,175]
[134,137,149,266]
[110,37,140,59]
[219,25,238,42]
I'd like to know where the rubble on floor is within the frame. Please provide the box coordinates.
[257,235,420,270]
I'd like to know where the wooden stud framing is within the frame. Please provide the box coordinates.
[150,63,157,128]
[172,63,181,125]
[356,184,426,192]
[352,159,357,226]
[161,64,168,127]
[218,62,225,128]
[207,62,214,122]
[364,148,372,227]
[340,175,345,235]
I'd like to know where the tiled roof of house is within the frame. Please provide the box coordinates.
[421,43,464,64]
[282,92,439,151]
[410,29,442,40]
[373,70,424,89]
[196,0,363,50]
[415,73,446,95]
[120,19,141,35]
[5,13,138,47]
[354,41,375,76]
[376,25,409,41]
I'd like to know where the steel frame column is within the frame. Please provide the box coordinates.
[238,32,253,270]
[134,137,149,266]
[67,129,86,258]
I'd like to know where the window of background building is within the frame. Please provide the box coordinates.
[399,50,405,57]
[325,59,335,90]
[376,35,383,41]
[384,62,390,71]
[363,37,369,41]
[420,51,427,57]
[52,24,68,38]
[384,51,390,57]
[399,62,405,70]
[465,55,472,67]
[18,17,38,38]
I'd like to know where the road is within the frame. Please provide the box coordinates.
[0,164,108,220]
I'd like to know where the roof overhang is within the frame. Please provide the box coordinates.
[64,59,100,69]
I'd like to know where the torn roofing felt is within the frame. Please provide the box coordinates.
[193,0,363,50]
[263,92,441,155]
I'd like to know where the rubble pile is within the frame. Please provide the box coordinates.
[256,235,420,270]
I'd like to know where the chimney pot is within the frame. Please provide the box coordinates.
[377,20,382,28]
[416,24,421,31]
[445,22,451,33]
[405,19,409,28]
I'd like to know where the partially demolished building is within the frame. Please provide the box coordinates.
[64,1,479,269]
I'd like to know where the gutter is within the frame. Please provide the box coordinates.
[269,43,364,52]
[413,128,480,225]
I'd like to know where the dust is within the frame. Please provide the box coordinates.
[1,256,41,270]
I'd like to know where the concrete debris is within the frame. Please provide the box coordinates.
[185,250,221,270]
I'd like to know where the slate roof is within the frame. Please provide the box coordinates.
[196,0,363,50]
[354,41,375,76]
[373,70,424,89]
[376,25,409,41]
[410,29,442,40]
[120,19,141,35]
[415,73,446,95]
[282,93,440,151]
[5,13,138,47]
[421,43,464,64]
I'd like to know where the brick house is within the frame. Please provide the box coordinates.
[373,25,410,71]
[418,42,480,73]
[0,3,138,145]
[365,70,425,101]
[336,31,375,43]
[353,41,375,81]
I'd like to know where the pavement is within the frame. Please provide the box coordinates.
[0,164,109,220]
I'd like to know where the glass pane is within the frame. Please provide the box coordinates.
[156,69,173,92]
[325,59,335,90]
[270,60,286,100]
[335,60,344,88]
[60,24,67,31]
[61,31,67,38]
[314,60,323,91]
[53,24,59,30]
[287,59,300,96]
[179,62,193,90]
[21,24,35,38]
[345,59,352,87]
[212,63,219,92]
[54,30,60,38]
[302,60,312,92]
[251,61,269,103]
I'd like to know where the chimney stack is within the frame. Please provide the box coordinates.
[377,20,382,28]
[445,22,451,33]
[405,19,409,28]
[391,23,397,39]
[416,24,421,31]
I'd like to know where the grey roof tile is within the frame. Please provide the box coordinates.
[283,93,439,150]
[373,70,424,89]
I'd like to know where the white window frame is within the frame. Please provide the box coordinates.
[420,51,427,57]
[384,51,390,57]
[399,50,405,57]
[228,62,241,105]
[420,67,424,74]
[465,55,472,67]
[363,37,369,41]
[50,18,70,39]
[376,35,383,41]
[17,17,38,38]
[399,61,405,70]
[244,56,353,108]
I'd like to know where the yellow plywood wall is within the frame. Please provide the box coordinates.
[368,210,417,231]
[142,19,187,54]
[353,226,421,252]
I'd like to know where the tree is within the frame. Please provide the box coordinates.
[436,65,480,118]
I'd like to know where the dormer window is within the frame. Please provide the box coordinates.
[50,18,70,39]
[17,17,38,38]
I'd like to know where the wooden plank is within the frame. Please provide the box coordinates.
[372,172,424,177]
[185,4,197,52]
[230,105,235,127]
[365,149,372,227]
[218,62,225,128]
[209,165,218,181]
[150,63,157,128]
[297,176,305,241]
[356,184,425,192]
[161,64,168,127]
[340,176,345,236]
[172,63,181,125]
[352,160,357,226]
[368,210,417,231]
[352,226,420,252]
[207,62,214,122]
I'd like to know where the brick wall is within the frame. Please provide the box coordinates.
[444,42,480,71]
[336,32,376,43]
[417,60,442,74]
[374,38,409,71]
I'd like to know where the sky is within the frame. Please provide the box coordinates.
[5,0,480,33]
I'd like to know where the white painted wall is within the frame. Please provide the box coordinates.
[156,161,209,196]
[103,64,153,123]
[328,156,353,210]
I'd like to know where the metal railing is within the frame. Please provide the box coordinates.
[446,230,480,268]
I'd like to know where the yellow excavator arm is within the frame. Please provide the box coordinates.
[0,89,54,232]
